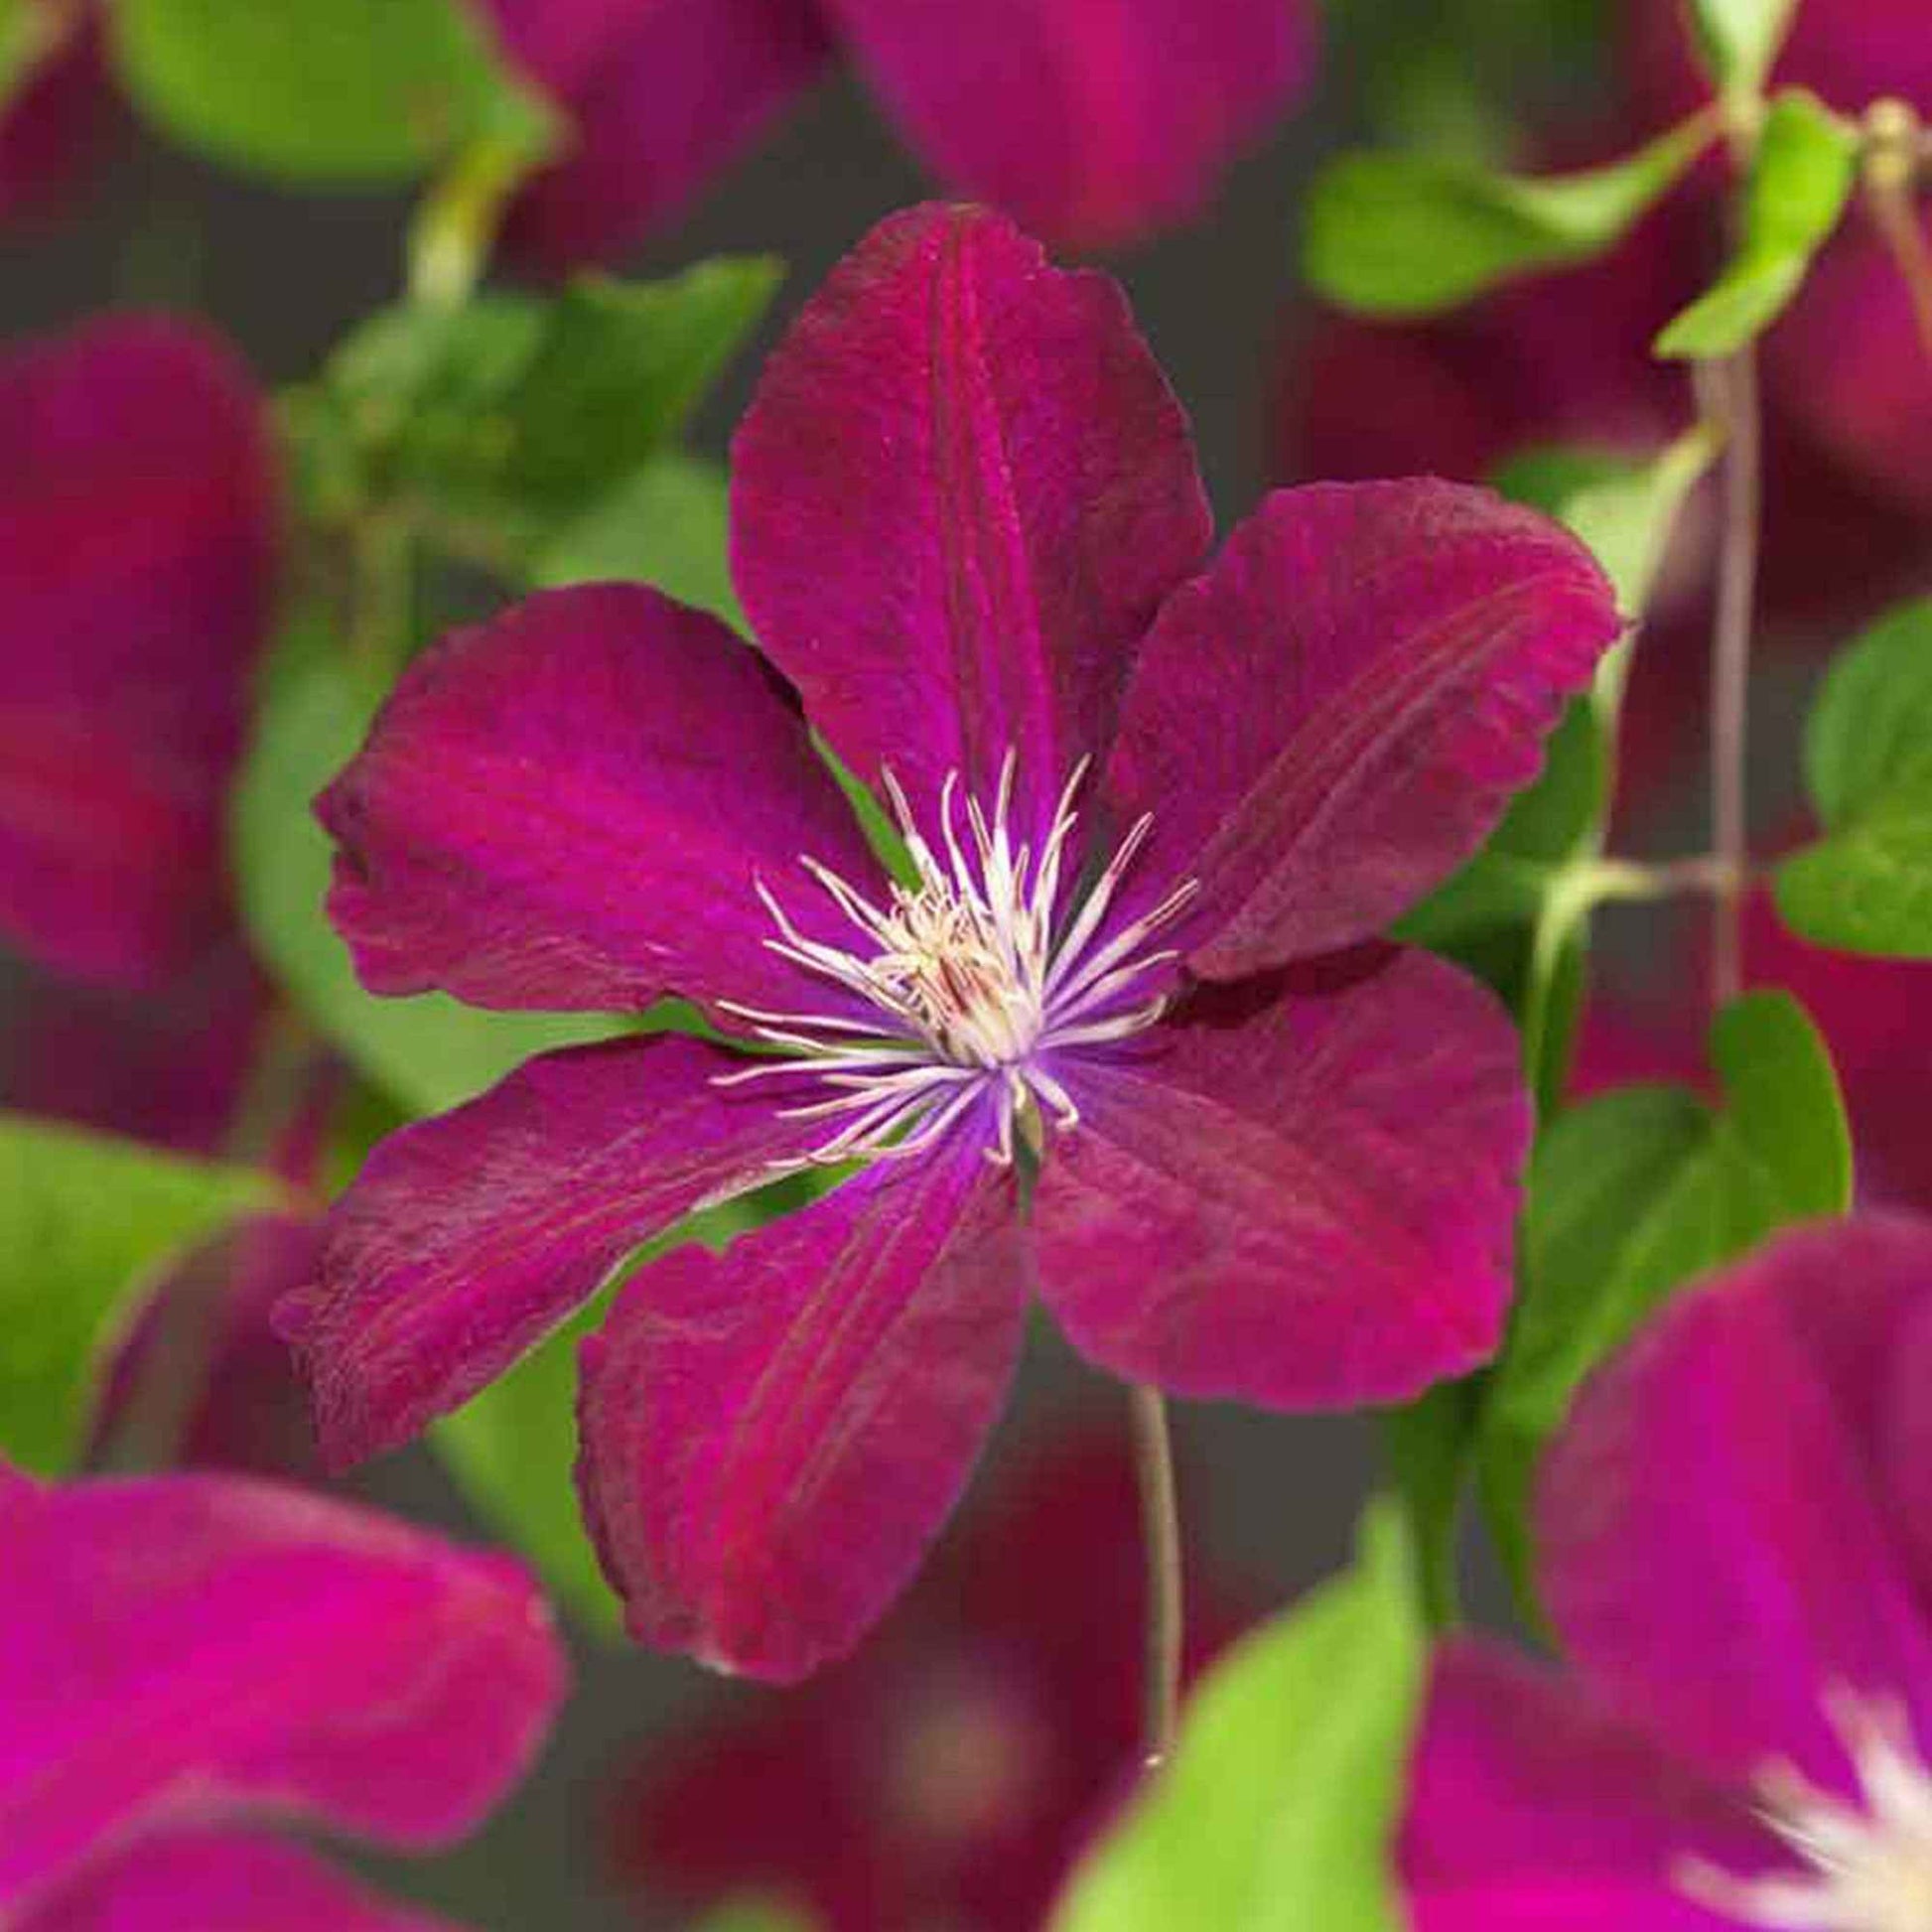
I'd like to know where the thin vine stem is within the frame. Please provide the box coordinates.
[1707,347,1761,1014]
[1863,100,1932,367]
[1129,1382,1184,1771]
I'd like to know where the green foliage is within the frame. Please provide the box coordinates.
[1478,990,1850,1601]
[1,0,46,109]
[0,1115,284,1473]
[689,1902,819,1932]
[1050,1506,1421,1932]
[1655,92,1858,358]
[1686,0,1801,102]
[1304,112,1715,317]
[534,452,747,632]
[290,258,780,566]
[231,614,628,1117]
[1777,598,1932,955]
[111,0,555,185]
[1378,1379,1479,1630]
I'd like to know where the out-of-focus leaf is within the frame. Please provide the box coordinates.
[688,1902,819,1932]
[1379,1378,1480,1630]
[112,0,554,185]
[1304,111,1716,317]
[1478,990,1849,1600]
[1777,598,1932,956]
[1050,1504,1420,1932]
[1687,0,1800,101]
[292,259,779,561]
[534,452,746,633]
[231,613,627,1118]
[1655,91,1858,358]
[0,1115,284,1473]
[1,0,49,108]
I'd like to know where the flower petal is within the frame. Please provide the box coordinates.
[279,1035,826,1469]
[492,0,832,273]
[1539,1219,1932,1795]
[0,317,275,985]
[825,0,1313,251]
[732,202,1212,838]
[1401,1640,1771,1932]
[0,1466,564,1914]
[0,17,109,227]
[1103,481,1621,978]
[23,1831,467,1932]
[579,1129,1029,1681]
[320,584,882,1021]
[1032,945,1525,1409]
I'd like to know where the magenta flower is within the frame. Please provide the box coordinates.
[487,0,1315,268]
[0,314,276,989]
[0,8,107,227]
[281,202,1620,1681]
[611,1435,1254,1931]
[0,1457,566,1930]
[1401,1213,1932,1930]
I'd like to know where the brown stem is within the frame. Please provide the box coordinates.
[1129,1383,1184,1771]
[1706,349,1760,1014]
[1863,100,1932,368]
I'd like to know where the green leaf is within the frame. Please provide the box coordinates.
[1478,989,1849,1598]
[0,1115,284,1473]
[298,260,778,560]
[232,615,628,1117]
[1655,91,1858,358]
[532,453,746,633]
[1687,0,1800,101]
[1304,110,1716,317]
[1776,598,1932,956]
[1050,1506,1421,1932]
[1378,1379,1480,1630]
[688,1902,819,1932]
[111,0,555,186]
[1,0,54,109]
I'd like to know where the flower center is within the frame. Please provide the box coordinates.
[1677,1690,1932,1932]
[718,753,1195,1168]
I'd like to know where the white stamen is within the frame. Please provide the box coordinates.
[718,754,1191,1167]
[1676,1688,1932,1932]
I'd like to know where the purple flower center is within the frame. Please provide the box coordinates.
[717,753,1197,1168]
[1677,1689,1932,1931]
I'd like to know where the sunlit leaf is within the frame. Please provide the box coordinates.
[112,0,555,185]
[1777,598,1932,956]
[1304,110,1716,317]
[1654,91,1858,358]
[0,1115,284,1473]
[1050,1506,1421,1932]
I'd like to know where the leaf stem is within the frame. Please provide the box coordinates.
[1704,347,1761,1014]
[1863,100,1932,367]
[1129,1382,1184,1771]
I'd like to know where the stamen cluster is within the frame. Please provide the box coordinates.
[1679,1690,1932,1932]
[719,753,1196,1167]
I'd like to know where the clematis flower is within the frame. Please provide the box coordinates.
[486,0,1316,268]
[611,1435,1254,1931]
[0,4,107,226]
[280,201,1621,1682]
[0,312,277,989]
[1401,1213,1932,1931]
[0,1456,566,1930]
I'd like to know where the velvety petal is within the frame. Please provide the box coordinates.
[1103,481,1620,978]
[0,1466,565,1914]
[320,584,882,1021]
[825,0,1312,251]
[1401,1641,1773,1932]
[732,202,1212,838]
[24,1831,467,1932]
[0,316,275,985]
[579,1125,1029,1682]
[491,0,832,274]
[1031,945,1525,1409]
[1539,1223,1932,1795]
[1884,1279,1932,1613]
[279,1034,827,1469]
